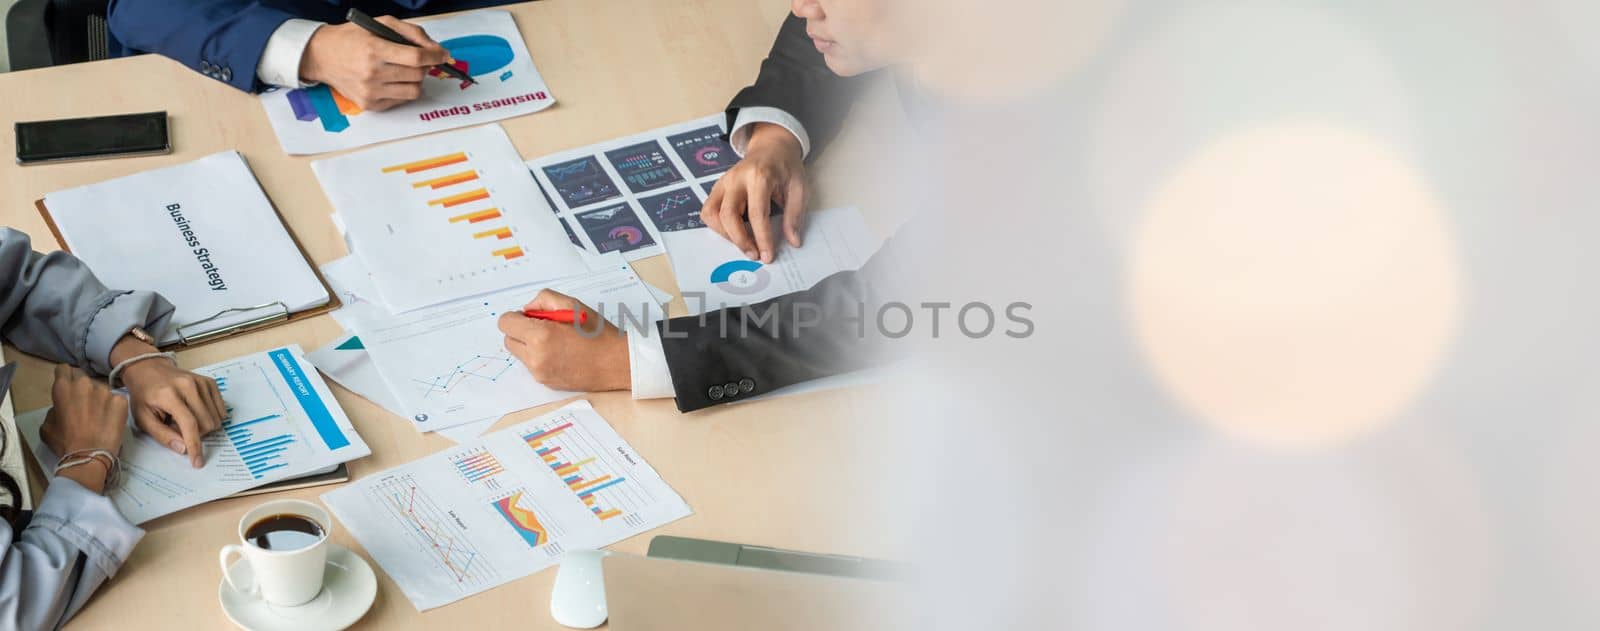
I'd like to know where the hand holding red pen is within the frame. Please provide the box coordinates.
[497,290,630,392]
[522,308,589,325]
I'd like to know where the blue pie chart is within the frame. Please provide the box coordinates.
[440,35,515,77]
[710,259,771,295]
[710,259,763,283]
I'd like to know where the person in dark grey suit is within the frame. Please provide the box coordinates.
[0,228,228,628]
[498,2,918,412]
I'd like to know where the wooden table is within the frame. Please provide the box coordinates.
[0,1,911,627]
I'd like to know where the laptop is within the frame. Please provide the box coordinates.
[603,539,911,631]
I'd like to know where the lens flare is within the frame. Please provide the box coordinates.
[1128,122,1461,446]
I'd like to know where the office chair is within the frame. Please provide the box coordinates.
[6,0,110,72]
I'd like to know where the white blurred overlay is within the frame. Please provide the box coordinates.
[849,0,1600,629]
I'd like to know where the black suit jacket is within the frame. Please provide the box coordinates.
[656,14,905,412]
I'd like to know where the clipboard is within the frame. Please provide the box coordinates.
[32,164,341,351]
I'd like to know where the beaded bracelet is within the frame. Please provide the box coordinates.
[108,351,178,388]
[53,448,121,488]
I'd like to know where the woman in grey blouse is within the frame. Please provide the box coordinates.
[0,227,228,629]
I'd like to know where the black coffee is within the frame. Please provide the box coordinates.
[244,514,324,551]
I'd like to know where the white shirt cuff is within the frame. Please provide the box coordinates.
[257,19,324,89]
[627,331,676,399]
[730,106,811,160]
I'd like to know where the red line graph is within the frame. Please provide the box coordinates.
[381,479,483,583]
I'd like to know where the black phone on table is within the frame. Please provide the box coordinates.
[14,111,171,165]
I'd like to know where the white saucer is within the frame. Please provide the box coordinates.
[219,543,378,631]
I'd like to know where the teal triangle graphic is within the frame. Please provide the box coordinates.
[336,336,364,351]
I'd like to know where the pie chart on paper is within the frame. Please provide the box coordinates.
[709,259,771,295]
[439,35,517,79]
[609,226,644,245]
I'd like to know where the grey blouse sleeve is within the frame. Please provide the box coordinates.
[0,228,175,375]
[0,477,145,630]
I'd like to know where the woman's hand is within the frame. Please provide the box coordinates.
[112,336,226,468]
[497,290,631,392]
[41,366,128,493]
[701,123,808,263]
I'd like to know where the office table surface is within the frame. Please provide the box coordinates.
[0,0,914,627]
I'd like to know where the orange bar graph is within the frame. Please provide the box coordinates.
[413,170,479,189]
[331,89,363,115]
[381,152,468,174]
[473,227,514,240]
[595,509,622,521]
[583,496,595,506]
[554,457,595,476]
[429,188,490,208]
[449,208,501,224]
[569,474,613,493]
[493,246,525,261]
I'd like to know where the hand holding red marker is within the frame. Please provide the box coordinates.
[522,308,588,325]
[498,291,629,393]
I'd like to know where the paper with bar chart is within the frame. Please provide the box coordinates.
[313,124,587,312]
[662,206,883,313]
[17,346,370,524]
[321,400,690,610]
[347,263,663,431]
[527,113,739,261]
[259,10,554,155]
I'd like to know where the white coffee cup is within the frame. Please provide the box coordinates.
[219,499,332,606]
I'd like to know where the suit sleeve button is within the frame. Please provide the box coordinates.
[722,383,739,397]
[738,378,755,393]
[221,67,232,82]
[708,385,724,401]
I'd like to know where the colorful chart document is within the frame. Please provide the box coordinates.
[322,400,691,610]
[259,10,555,155]
[313,124,588,312]
[307,333,497,444]
[662,207,882,312]
[527,114,740,261]
[17,346,370,524]
[347,264,664,431]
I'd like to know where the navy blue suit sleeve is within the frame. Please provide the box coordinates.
[108,0,301,92]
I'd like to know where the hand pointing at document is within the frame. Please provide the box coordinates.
[110,334,226,469]
[701,122,808,264]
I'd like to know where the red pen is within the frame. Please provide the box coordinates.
[523,308,589,325]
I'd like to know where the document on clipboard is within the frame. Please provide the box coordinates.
[36,151,335,347]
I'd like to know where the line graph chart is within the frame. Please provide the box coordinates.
[411,351,518,398]
[368,474,500,589]
[355,285,572,430]
[320,401,693,611]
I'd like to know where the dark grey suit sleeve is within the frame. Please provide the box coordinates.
[0,228,176,375]
[654,14,890,412]
[656,230,908,412]
[725,14,873,159]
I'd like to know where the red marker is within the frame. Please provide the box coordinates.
[523,308,589,325]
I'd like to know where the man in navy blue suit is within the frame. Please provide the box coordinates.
[107,1,518,109]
